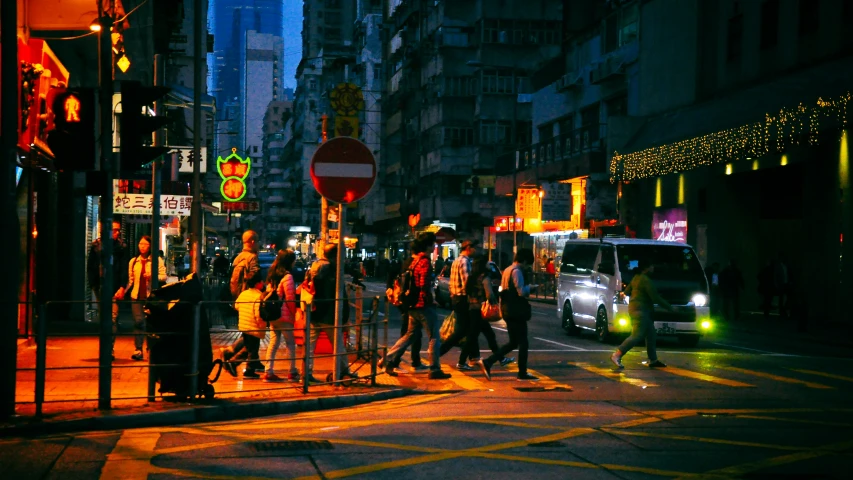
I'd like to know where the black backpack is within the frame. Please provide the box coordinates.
[398,261,422,309]
[260,280,284,323]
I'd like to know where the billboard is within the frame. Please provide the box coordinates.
[652,207,688,243]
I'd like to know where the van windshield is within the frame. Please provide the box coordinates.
[617,244,706,287]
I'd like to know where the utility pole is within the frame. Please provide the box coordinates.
[190,0,204,274]
[0,0,21,419]
[151,54,164,290]
[97,6,115,411]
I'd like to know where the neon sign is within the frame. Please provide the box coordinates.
[216,147,251,201]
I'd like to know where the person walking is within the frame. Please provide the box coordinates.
[385,243,426,371]
[263,249,300,383]
[477,248,537,381]
[220,230,262,376]
[230,273,267,379]
[465,255,514,368]
[305,244,357,382]
[610,260,673,369]
[439,239,480,371]
[117,235,165,361]
[381,234,451,380]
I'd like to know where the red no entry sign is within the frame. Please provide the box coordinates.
[310,137,376,204]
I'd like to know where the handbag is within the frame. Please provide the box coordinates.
[440,311,462,344]
[480,301,502,322]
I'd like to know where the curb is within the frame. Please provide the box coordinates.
[1,387,415,438]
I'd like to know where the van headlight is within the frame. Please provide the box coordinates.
[691,293,707,307]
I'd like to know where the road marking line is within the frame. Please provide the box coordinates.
[791,368,853,382]
[661,365,754,387]
[532,336,586,351]
[687,439,853,480]
[711,342,779,354]
[443,363,489,390]
[735,415,853,428]
[603,416,668,429]
[457,418,564,430]
[601,428,804,451]
[100,431,161,480]
[571,362,659,387]
[719,366,834,389]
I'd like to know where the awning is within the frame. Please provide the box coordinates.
[619,53,853,156]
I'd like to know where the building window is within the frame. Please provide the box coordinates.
[479,120,512,145]
[760,0,780,49]
[798,0,819,35]
[605,95,627,117]
[538,124,554,142]
[603,3,639,53]
[443,127,475,147]
[482,69,522,94]
[558,116,574,136]
[726,13,743,64]
[372,65,382,81]
[581,104,600,142]
[443,76,476,96]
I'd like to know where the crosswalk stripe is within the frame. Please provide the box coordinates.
[662,366,754,387]
[790,369,853,383]
[720,366,834,389]
[442,363,490,390]
[571,362,659,388]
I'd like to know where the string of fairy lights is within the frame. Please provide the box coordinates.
[610,92,851,182]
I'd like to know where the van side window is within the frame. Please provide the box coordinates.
[561,244,598,274]
[598,245,615,275]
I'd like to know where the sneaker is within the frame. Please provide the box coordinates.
[455,363,475,371]
[384,365,398,377]
[243,369,261,379]
[223,361,237,377]
[262,372,285,382]
[610,352,624,369]
[517,373,540,381]
[306,374,322,384]
[287,372,301,383]
[412,364,430,372]
[647,360,667,368]
[131,350,144,361]
[428,370,452,380]
[248,362,265,373]
[477,359,492,381]
[467,357,482,366]
[499,357,516,367]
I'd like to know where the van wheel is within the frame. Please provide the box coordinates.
[595,308,610,343]
[562,302,580,336]
[678,334,701,347]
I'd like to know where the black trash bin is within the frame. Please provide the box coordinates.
[145,275,219,400]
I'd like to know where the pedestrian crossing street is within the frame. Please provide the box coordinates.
[373,355,853,393]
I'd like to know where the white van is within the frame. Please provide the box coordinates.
[556,238,712,346]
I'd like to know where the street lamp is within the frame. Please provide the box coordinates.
[466,60,528,254]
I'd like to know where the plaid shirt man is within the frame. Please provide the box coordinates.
[449,253,471,297]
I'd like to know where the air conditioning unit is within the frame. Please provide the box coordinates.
[590,56,625,85]
[556,72,582,92]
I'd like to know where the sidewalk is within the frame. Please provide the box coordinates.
[7,315,409,437]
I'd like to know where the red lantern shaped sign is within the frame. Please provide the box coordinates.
[408,213,420,228]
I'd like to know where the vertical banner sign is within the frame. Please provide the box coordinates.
[652,207,688,243]
[515,188,541,219]
[541,182,573,221]
[217,147,251,201]
[483,227,497,249]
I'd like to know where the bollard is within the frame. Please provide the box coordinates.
[35,304,48,417]
[188,302,201,401]
[383,298,389,361]
[302,302,311,394]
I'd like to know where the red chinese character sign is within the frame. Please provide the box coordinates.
[217,147,251,201]
[310,137,376,204]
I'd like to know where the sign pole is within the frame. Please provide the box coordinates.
[333,204,347,382]
[151,54,164,291]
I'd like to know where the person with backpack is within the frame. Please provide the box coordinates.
[464,255,514,368]
[220,230,263,376]
[262,249,300,383]
[304,243,357,382]
[224,272,267,379]
[477,248,538,381]
[385,243,427,371]
[380,234,451,380]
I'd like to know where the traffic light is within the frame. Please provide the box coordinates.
[119,81,171,172]
[46,88,96,171]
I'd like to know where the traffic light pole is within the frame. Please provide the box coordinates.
[190,0,203,275]
[97,12,115,411]
[0,0,21,419]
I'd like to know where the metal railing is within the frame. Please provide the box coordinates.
[528,272,558,301]
[16,289,389,417]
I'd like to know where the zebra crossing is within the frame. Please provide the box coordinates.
[375,356,853,393]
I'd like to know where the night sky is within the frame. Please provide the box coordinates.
[282,0,303,91]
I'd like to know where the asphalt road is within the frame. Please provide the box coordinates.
[2,281,851,479]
